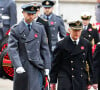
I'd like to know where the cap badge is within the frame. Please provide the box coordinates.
[46,1,49,5]
[76,22,80,26]
[31,7,34,11]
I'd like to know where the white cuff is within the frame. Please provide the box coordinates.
[45,69,49,76]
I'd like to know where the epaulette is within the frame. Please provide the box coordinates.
[40,17,47,21]
[42,18,48,21]
[36,22,42,25]
[56,15,62,19]
[92,23,97,29]
[83,38,90,43]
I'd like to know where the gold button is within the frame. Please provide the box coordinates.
[80,74,83,77]
[83,53,85,56]
[71,61,74,63]
[88,35,91,37]
[72,75,75,78]
[72,68,74,71]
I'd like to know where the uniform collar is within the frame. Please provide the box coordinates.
[70,35,80,45]
[24,20,32,26]
[24,20,32,29]
[44,13,53,20]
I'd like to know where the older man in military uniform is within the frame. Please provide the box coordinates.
[0,0,17,40]
[81,12,99,46]
[50,20,97,90]
[8,3,51,90]
[41,0,66,53]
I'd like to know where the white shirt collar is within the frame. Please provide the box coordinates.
[70,35,80,45]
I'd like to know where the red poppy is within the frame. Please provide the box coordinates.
[51,21,54,25]
[88,28,92,31]
[81,46,84,50]
[34,34,38,38]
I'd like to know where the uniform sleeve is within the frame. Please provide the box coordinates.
[86,43,97,84]
[9,0,17,27]
[58,17,66,38]
[50,43,62,83]
[93,29,99,44]
[8,27,22,69]
[93,44,100,83]
[40,25,51,69]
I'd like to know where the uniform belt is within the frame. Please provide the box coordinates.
[2,16,10,19]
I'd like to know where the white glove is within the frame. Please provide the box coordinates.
[45,69,49,76]
[45,69,50,81]
[16,67,25,74]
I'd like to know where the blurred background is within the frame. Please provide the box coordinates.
[16,0,97,23]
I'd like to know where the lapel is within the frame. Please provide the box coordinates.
[63,36,85,55]
[62,36,75,52]
[86,24,93,35]
[48,14,56,26]
[19,20,29,40]
[71,38,85,55]
[19,20,27,33]
[25,21,39,42]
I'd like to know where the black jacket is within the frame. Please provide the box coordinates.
[36,17,52,53]
[81,23,99,44]
[93,43,100,82]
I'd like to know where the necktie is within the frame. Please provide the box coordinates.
[47,16,49,20]
[73,41,76,45]
[28,24,31,31]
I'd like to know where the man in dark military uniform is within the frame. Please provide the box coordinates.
[41,0,66,53]
[93,42,100,90]
[8,3,51,90]
[50,20,97,90]
[0,0,17,40]
[95,0,100,23]
[81,12,99,46]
